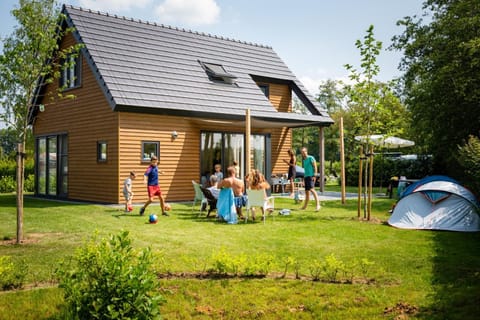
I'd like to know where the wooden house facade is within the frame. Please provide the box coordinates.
[30,5,333,204]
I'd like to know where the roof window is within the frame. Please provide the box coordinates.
[199,61,237,84]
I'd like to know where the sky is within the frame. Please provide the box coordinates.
[0,0,426,96]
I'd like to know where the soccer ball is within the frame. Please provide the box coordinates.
[164,203,171,211]
[149,214,158,224]
[127,205,133,212]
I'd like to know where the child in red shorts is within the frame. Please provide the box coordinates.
[139,156,168,216]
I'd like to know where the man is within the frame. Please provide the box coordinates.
[139,155,168,216]
[301,147,321,211]
[218,166,246,218]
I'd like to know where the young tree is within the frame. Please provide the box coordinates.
[0,0,79,243]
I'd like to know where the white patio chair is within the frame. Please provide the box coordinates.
[245,189,275,224]
[192,180,207,215]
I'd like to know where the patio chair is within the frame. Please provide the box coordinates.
[200,186,217,217]
[245,189,275,224]
[192,180,207,215]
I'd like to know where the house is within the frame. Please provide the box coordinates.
[29,5,333,204]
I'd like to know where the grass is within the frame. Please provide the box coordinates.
[0,191,479,319]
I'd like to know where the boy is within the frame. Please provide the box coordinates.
[139,156,169,216]
[123,171,136,212]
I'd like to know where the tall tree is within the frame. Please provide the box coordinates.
[0,0,79,243]
[391,0,480,175]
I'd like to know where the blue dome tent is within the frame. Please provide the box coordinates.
[388,175,480,232]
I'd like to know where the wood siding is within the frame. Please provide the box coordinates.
[33,33,120,203]
[257,83,293,176]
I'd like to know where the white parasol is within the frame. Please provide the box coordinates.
[354,135,415,149]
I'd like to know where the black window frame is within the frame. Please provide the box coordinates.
[59,52,82,90]
[142,141,159,162]
[97,141,107,162]
[258,84,270,98]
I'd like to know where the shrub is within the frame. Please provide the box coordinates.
[456,135,480,195]
[0,176,15,193]
[0,256,28,290]
[56,230,164,320]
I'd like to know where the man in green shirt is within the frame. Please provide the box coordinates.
[301,147,321,211]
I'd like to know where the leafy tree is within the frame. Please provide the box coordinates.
[0,0,80,243]
[391,0,480,177]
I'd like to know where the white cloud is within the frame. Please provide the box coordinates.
[77,0,153,12]
[299,74,354,97]
[154,0,220,26]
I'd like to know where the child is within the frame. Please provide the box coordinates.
[139,156,168,216]
[123,171,136,212]
[213,163,223,181]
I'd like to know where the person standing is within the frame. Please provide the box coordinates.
[123,171,136,212]
[301,147,321,211]
[139,155,168,216]
[282,148,296,197]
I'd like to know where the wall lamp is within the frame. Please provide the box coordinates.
[171,130,178,140]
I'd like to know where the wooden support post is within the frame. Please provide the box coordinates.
[357,146,363,218]
[368,145,374,221]
[340,117,346,204]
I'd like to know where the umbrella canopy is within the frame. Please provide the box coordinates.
[354,135,414,149]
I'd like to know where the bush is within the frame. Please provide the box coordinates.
[56,231,164,320]
[0,256,28,290]
[456,135,480,195]
[0,176,15,193]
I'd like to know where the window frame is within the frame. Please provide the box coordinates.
[97,141,107,162]
[141,141,160,162]
[258,84,270,98]
[60,52,82,90]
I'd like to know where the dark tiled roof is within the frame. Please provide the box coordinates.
[63,5,333,125]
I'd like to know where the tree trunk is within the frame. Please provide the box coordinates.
[16,142,25,244]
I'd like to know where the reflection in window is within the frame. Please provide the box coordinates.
[142,141,159,161]
[97,141,107,162]
[48,137,57,195]
[37,138,46,195]
[60,53,81,89]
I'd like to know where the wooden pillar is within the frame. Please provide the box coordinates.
[245,109,251,176]
[357,146,363,218]
[368,145,374,221]
[340,117,346,204]
[318,126,325,192]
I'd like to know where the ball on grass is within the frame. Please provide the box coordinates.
[149,214,158,224]
[164,203,171,211]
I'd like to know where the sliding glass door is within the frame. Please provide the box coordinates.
[200,131,269,183]
[35,134,68,198]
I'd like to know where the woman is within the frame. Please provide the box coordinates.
[248,169,271,220]
[282,149,296,197]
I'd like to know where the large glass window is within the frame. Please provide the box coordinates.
[224,133,244,178]
[37,138,47,195]
[200,132,268,184]
[36,134,68,197]
[251,135,266,174]
[47,137,57,195]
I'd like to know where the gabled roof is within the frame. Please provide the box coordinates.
[55,5,333,127]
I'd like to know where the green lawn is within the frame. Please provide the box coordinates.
[0,192,479,319]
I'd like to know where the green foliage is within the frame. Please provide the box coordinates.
[0,256,28,290]
[0,176,16,193]
[56,230,164,320]
[456,135,480,195]
[392,0,480,174]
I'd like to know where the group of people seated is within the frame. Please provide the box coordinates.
[200,165,271,223]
